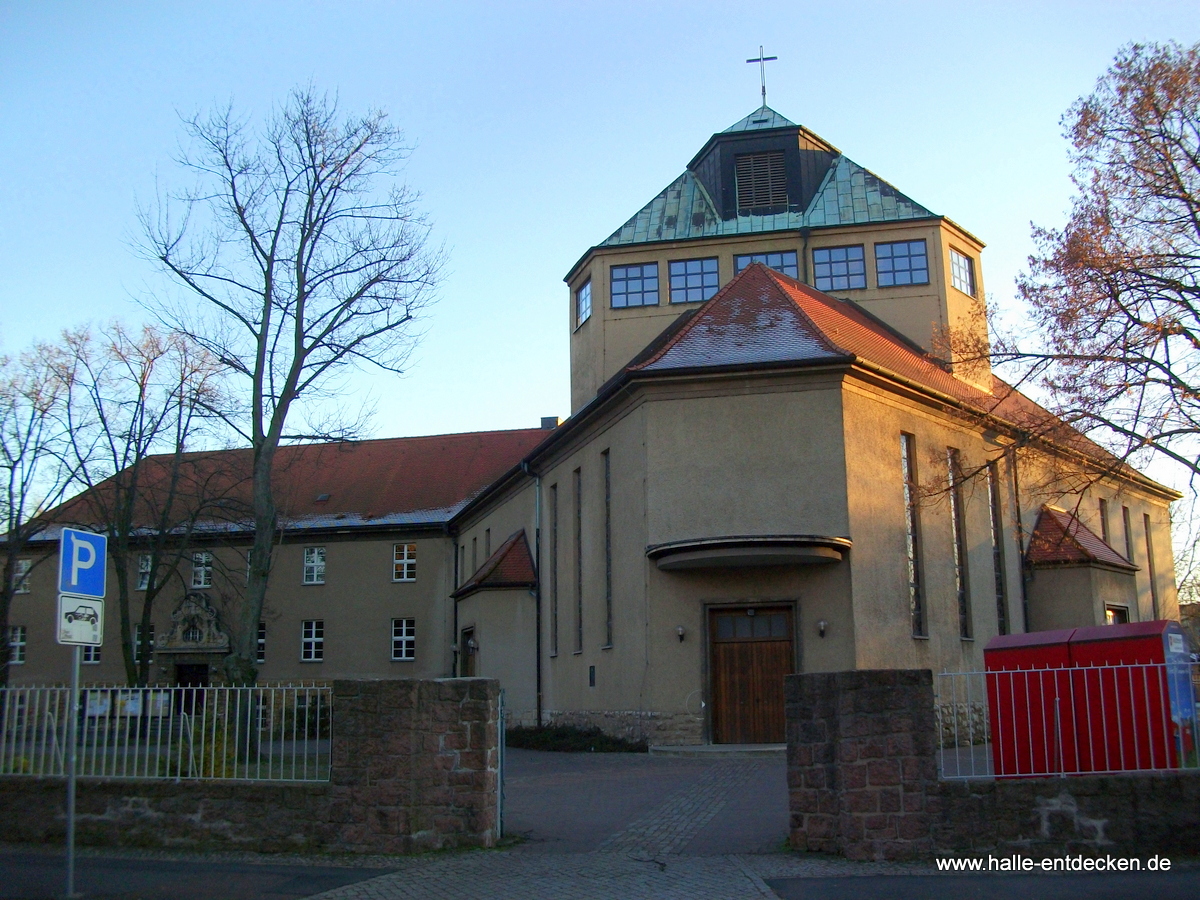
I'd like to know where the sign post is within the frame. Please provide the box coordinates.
[56,528,106,900]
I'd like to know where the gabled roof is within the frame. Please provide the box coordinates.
[597,108,936,249]
[722,105,797,133]
[452,529,537,598]
[46,428,551,538]
[1026,506,1137,571]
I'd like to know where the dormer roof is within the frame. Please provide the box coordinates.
[452,529,538,599]
[596,106,937,251]
[1026,506,1138,572]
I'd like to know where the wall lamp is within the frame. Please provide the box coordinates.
[676,626,686,642]
[817,620,828,639]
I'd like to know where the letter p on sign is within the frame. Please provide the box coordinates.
[58,528,107,599]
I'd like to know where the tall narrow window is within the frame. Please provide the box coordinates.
[576,280,592,327]
[137,553,152,591]
[13,559,31,594]
[574,467,583,654]
[391,618,415,661]
[302,547,326,585]
[301,620,324,661]
[484,528,491,558]
[900,434,926,637]
[1144,513,1160,619]
[986,462,1009,636]
[458,545,465,586]
[471,537,477,575]
[550,483,559,657]
[256,622,266,664]
[191,551,213,588]
[602,450,613,648]
[1122,506,1134,562]
[1098,498,1110,544]
[947,449,971,639]
[8,626,26,665]
[392,543,416,582]
[133,623,154,664]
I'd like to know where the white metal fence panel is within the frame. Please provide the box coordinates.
[936,663,1200,780]
[0,684,331,782]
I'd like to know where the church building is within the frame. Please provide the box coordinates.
[8,106,1181,747]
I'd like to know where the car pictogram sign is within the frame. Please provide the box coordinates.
[57,594,103,646]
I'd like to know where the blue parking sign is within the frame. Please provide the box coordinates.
[58,528,107,599]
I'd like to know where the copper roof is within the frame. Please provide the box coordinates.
[49,428,550,538]
[1026,506,1137,571]
[452,529,537,598]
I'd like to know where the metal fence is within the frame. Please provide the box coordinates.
[936,663,1200,780]
[0,684,331,782]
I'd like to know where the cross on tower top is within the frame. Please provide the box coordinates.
[746,46,778,107]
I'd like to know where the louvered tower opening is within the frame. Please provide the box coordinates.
[735,151,787,210]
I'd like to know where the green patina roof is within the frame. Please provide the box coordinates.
[722,105,797,133]
[599,108,937,249]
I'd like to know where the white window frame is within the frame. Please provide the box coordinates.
[13,559,31,594]
[137,553,152,591]
[392,543,416,582]
[8,625,26,665]
[575,280,592,327]
[950,248,976,297]
[301,619,324,661]
[391,617,415,661]
[303,547,326,585]
[191,551,213,588]
[82,644,101,664]
[133,623,154,664]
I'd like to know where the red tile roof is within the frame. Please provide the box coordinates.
[51,428,550,535]
[630,264,1142,477]
[1026,506,1137,571]
[452,529,537,598]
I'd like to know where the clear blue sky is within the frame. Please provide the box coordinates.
[1,1,1197,447]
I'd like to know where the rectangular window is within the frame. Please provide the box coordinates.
[391,617,415,661]
[986,462,1009,636]
[13,559,31,594]
[392,543,416,582]
[301,620,324,661]
[735,150,788,209]
[947,449,971,639]
[1144,513,1160,619]
[576,280,592,326]
[901,434,925,637]
[603,450,613,649]
[950,248,976,296]
[574,467,583,654]
[137,553,152,591]
[1106,606,1130,625]
[8,626,26,665]
[303,547,326,585]
[668,258,719,303]
[610,263,659,308]
[191,551,213,588]
[133,623,154,664]
[83,644,101,664]
[550,483,559,657]
[735,251,798,279]
[1098,498,1110,544]
[875,240,929,286]
[256,621,266,664]
[812,245,866,291]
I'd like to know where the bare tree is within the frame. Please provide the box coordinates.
[141,88,442,683]
[52,323,234,685]
[0,350,75,687]
[1007,42,1200,481]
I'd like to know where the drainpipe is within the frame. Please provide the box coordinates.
[523,461,544,726]
[799,227,811,284]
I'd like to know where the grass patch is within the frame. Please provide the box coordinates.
[505,725,647,753]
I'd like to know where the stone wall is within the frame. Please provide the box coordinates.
[786,670,1200,861]
[542,708,703,745]
[0,678,499,854]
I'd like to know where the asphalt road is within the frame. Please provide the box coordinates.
[765,871,1200,900]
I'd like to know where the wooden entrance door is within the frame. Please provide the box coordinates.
[709,606,794,744]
